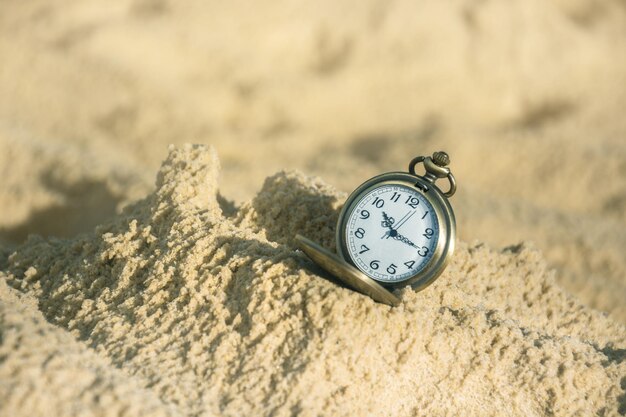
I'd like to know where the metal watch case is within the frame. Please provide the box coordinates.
[335,171,456,292]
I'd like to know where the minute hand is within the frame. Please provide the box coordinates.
[393,233,419,249]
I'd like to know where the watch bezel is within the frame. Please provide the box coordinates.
[336,172,456,291]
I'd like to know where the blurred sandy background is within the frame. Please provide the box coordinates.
[1,0,625,320]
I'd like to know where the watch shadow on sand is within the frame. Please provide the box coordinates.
[248,171,343,251]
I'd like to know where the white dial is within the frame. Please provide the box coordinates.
[345,184,439,283]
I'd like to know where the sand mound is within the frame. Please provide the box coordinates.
[0,278,179,417]
[1,145,624,417]
[1,0,625,323]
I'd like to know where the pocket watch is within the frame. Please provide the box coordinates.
[296,151,456,306]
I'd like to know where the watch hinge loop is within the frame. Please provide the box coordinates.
[409,151,456,198]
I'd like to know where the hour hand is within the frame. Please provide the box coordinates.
[381,212,396,239]
[381,211,395,229]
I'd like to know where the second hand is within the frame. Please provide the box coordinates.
[394,210,416,232]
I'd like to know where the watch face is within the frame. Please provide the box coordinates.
[344,184,439,283]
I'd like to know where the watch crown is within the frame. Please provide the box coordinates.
[432,151,450,167]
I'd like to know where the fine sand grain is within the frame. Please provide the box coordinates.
[2,145,624,416]
[1,0,626,415]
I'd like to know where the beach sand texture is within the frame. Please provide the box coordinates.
[1,0,625,416]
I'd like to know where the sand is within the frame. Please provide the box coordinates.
[1,0,625,415]
[0,145,624,416]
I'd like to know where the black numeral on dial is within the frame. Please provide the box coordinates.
[372,197,384,208]
[390,192,401,203]
[404,260,415,269]
[370,260,380,270]
[359,244,370,254]
[355,228,365,239]
[418,246,429,257]
[359,209,370,219]
[423,228,434,239]
[405,196,420,208]
[387,263,397,274]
